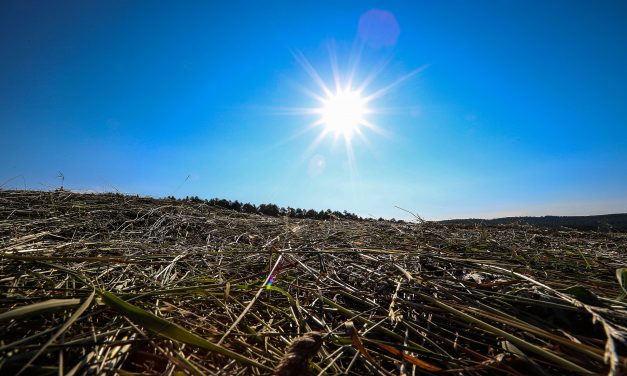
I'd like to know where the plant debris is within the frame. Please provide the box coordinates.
[274,331,323,376]
[1,189,626,375]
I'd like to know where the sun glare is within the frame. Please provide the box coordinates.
[321,89,367,138]
[287,50,424,168]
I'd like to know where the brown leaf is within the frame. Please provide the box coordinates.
[345,320,377,365]
[373,341,442,372]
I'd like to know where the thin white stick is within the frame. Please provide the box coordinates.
[217,254,283,345]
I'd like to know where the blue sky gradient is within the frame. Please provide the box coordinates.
[1,1,626,219]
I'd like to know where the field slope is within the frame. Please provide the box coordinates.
[1,190,626,375]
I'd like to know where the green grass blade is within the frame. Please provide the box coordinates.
[17,290,95,375]
[0,299,81,322]
[0,298,81,323]
[100,290,272,371]
[616,268,627,294]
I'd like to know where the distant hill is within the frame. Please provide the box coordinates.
[439,213,627,232]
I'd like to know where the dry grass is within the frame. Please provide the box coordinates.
[1,189,626,375]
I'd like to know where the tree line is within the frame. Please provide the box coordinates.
[440,214,627,232]
[170,195,365,221]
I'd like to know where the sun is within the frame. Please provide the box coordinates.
[320,89,368,139]
[287,50,424,166]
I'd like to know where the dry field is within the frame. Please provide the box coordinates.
[1,190,626,375]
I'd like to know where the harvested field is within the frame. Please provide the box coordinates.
[1,189,626,375]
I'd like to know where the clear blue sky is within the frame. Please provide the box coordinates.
[1,1,626,220]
